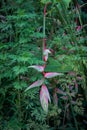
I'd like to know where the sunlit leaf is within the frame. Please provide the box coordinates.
[28,65,44,72]
[44,72,63,78]
[25,79,44,92]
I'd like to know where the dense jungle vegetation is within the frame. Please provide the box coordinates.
[0,0,87,130]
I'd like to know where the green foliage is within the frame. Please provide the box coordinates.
[0,0,87,130]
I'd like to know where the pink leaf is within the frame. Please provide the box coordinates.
[41,84,51,102]
[76,26,81,31]
[40,84,51,112]
[60,96,68,100]
[25,79,44,92]
[40,88,48,112]
[56,88,66,96]
[53,92,58,106]
[28,65,44,72]
[44,72,63,78]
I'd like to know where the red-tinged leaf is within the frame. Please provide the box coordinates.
[44,72,63,79]
[56,88,66,96]
[40,84,51,112]
[53,92,58,106]
[40,88,48,112]
[76,26,81,31]
[75,82,78,93]
[70,92,76,97]
[41,84,51,102]
[28,65,44,72]
[71,101,76,105]
[60,96,68,100]
[25,79,44,92]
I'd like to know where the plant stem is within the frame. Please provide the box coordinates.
[43,12,46,59]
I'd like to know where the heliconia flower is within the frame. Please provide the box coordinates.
[40,84,51,112]
[25,79,44,92]
[28,65,44,72]
[44,72,63,79]
[43,49,51,62]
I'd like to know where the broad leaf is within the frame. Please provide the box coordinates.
[40,84,50,112]
[44,72,63,78]
[25,79,44,91]
[28,65,44,72]
[41,84,51,102]
[40,89,48,112]
[63,0,71,8]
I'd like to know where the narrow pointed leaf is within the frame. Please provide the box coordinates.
[44,72,63,78]
[61,96,68,100]
[40,84,51,112]
[40,88,48,112]
[25,79,44,92]
[56,88,66,96]
[53,92,58,106]
[41,84,51,102]
[28,65,44,72]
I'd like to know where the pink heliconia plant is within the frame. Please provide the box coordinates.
[25,3,63,112]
